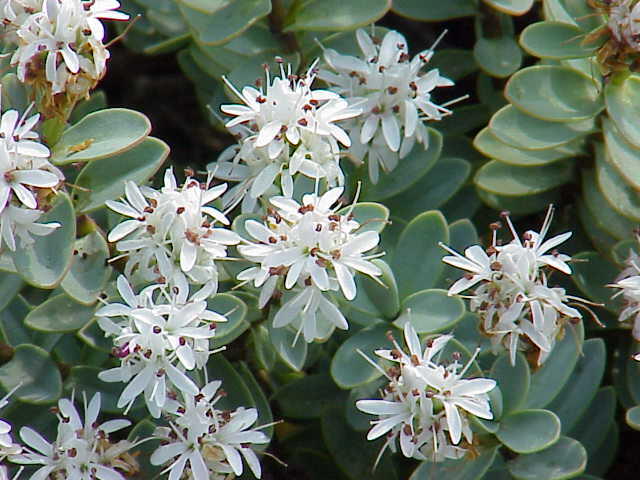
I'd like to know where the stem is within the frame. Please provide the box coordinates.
[269,0,302,57]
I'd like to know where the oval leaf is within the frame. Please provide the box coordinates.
[508,437,587,480]
[393,288,465,334]
[475,160,573,196]
[285,0,391,32]
[490,352,530,415]
[0,344,62,404]
[61,232,111,305]
[25,294,95,333]
[497,409,560,454]
[520,22,597,59]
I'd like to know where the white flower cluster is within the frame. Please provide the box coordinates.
[441,206,583,366]
[9,393,138,480]
[106,168,240,291]
[0,101,62,251]
[1,0,128,96]
[607,0,640,50]
[151,381,269,480]
[96,275,228,417]
[0,388,22,480]
[610,235,640,343]
[237,187,382,343]
[210,61,360,212]
[320,28,455,183]
[356,324,495,463]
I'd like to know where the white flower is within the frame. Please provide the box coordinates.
[610,235,640,340]
[0,386,22,465]
[608,0,640,49]
[213,61,359,211]
[10,392,137,480]
[151,381,269,479]
[6,0,128,95]
[356,324,495,463]
[440,206,584,366]
[320,28,456,182]
[237,187,382,343]
[97,275,227,417]
[107,168,240,290]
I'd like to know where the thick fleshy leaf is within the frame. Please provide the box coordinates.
[490,352,530,415]
[508,437,587,480]
[205,355,255,411]
[331,323,389,389]
[67,366,125,414]
[361,259,400,319]
[520,22,597,59]
[475,160,573,196]
[497,409,560,454]
[477,186,562,215]
[546,339,606,432]
[595,142,640,222]
[392,0,475,21]
[0,344,62,404]
[337,202,389,234]
[602,117,640,190]
[626,405,640,431]
[474,128,582,167]
[474,35,522,78]
[273,374,343,420]
[582,169,635,241]
[11,192,75,289]
[506,66,603,122]
[0,271,23,314]
[386,157,470,220]
[571,250,623,315]
[61,232,111,305]
[410,446,499,479]
[393,288,465,334]
[268,323,308,372]
[392,210,449,298]
[178,0,271,45]
[525,322,584,408]
[51,109,151,164]
[489,105,593,150]
[321,405,398,480]
[363,128,442,201]
[25,294,95,333]
[73,137,169,213]
[209,293,249,348]
[605,75,640,149]
[285,0,390,32]
[485,0,534,15]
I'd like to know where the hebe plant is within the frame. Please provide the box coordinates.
[1,0,640,479]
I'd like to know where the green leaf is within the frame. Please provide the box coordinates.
[285,0,391,32]
[61,232,111,305]
[361,259,400,319]
[489,105,593,150]
[206,355,254,409]
[577,199,618,253]
[526,322,584,408]
[393,288,465,334]
[178,0,271,45]
[11,193,75,289]
[66,366,124,414]
[520,22,596,59]
[24,294,95,333]
[321,405,398,480]
[235,362,274,442]
[626,405,640,430]
[392,0,475,21]
[209,293,249,348]
[474,128,583,167]
[385,157,470,220]
[491,353,530,415]
[546,339,606,433]
[250,324,277,371]
[474,35,522,78]
[605,74,640,149]
[485,0,534,15]
[506,66,603,122]
[602,117,640,190]
[508,437,587,480]
[475,160,573,196]
[338,202,389,234]
[410,446,499,480]
[345,377,386,431]
[69,90,107,124]
[477,187,562,215]
[1,73,28,113]
[497,409,561,454]
[51,109,151,164]
[595,142,640,222]
[0,271,23,313]
[571,251,622,313]
[177,0,227,14]
[73,137,169,213]
[582,169,635,241]
[363,128,442,201]
[127,419,162,477]
[268,323,308,372]
[429,49,478,81]
[0,344,62,404]
[331,323,389,389]
[273,374,343,419]
[77,318,113,352]
[569,387,616,461]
